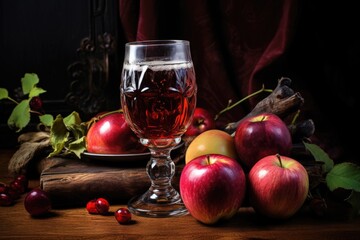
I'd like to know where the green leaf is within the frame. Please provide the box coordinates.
[0,88,9,100]
[21,73,39,95]
[39,114,54,127]
[7,99,30,132]
[48,114,69,157]
[346,191,360,216]
[326,162,360,192]
[63,111,82,128]
[303,141,334,173]
[67,136,86,159]
[67,124,87,140]
[29,87,46,98]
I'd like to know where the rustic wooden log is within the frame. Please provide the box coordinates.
[39,144,185,208]
[224,77,309,137]
[40,157,185,208]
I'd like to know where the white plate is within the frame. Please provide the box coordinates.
[81,141,185,163]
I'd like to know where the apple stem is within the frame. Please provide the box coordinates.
[290,109,301,125]
[206,155,211,165]
[276,154,283,168]
[214,85,273,121]
[197,118,204,125]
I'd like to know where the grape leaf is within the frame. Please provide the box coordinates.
[48,114,70,158]
[39,114,54,127]
[346,191,360,216]
[63,111,82,127]
[29,87,46,98]
[303,141,334,173]
[326,162,360,192]
[0,88,9,100]
[7,99,30,132]
[63,111,86,144]
[21,73,39,95]
[67,124,87,141]
[67,136,86,159]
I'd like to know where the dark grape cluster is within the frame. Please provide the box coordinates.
[0,174,28,206]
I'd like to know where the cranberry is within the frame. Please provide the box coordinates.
[24,188,51,216]
[0,183,7,194]
[10,180,25,194]
[114,208,132,224]
[15,175,28,190]
[0,193,14,206]
[95,198,110,215]
[86,199,98,214]
[86,197,110,215]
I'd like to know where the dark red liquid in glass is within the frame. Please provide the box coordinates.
[121,62,196,143]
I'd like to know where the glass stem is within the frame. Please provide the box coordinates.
[146,148,177,202]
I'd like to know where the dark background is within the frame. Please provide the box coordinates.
[0,0,121,148]
[1,1,359,164]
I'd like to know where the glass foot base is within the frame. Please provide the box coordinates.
[128,191,189,218]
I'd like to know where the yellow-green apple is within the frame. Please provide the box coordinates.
[179,154,246,224]
[248,154,309,219]
[185,129,237,164]
[184,107,216,137]
[86,112,147,154]
[234,113,292,170]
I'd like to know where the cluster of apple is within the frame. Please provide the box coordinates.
[180,108,309,225]
[83,107,310,225]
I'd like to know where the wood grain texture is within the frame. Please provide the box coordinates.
[40,157,184,207]
[1,149,360,240]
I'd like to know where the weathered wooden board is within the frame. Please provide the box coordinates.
[40,147,185,208]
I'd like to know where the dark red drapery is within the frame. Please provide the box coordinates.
[119,0,298,123]
[118,0,360,163]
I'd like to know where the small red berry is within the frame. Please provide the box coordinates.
[86,198,110,215]
[29,96,43,111]
[10,180,25,194]
[95,198,110,215]
[0,183,7,194]
[0,193,14,206]
[15,175,28,190]
[24,188,52,216]
[114,207,132,224]
[86,199,98,214]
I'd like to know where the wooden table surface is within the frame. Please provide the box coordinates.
[1,148,359,240]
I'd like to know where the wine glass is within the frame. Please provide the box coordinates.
[120,40,197,217]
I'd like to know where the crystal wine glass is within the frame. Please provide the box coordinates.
[120,40,197,217]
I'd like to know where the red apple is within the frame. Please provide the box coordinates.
[86,112,147,154]
[248,154,309,219]
[234,113,292,169]
[185,129,238,164]
[180,154,246,225]
[184,107,216,137]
